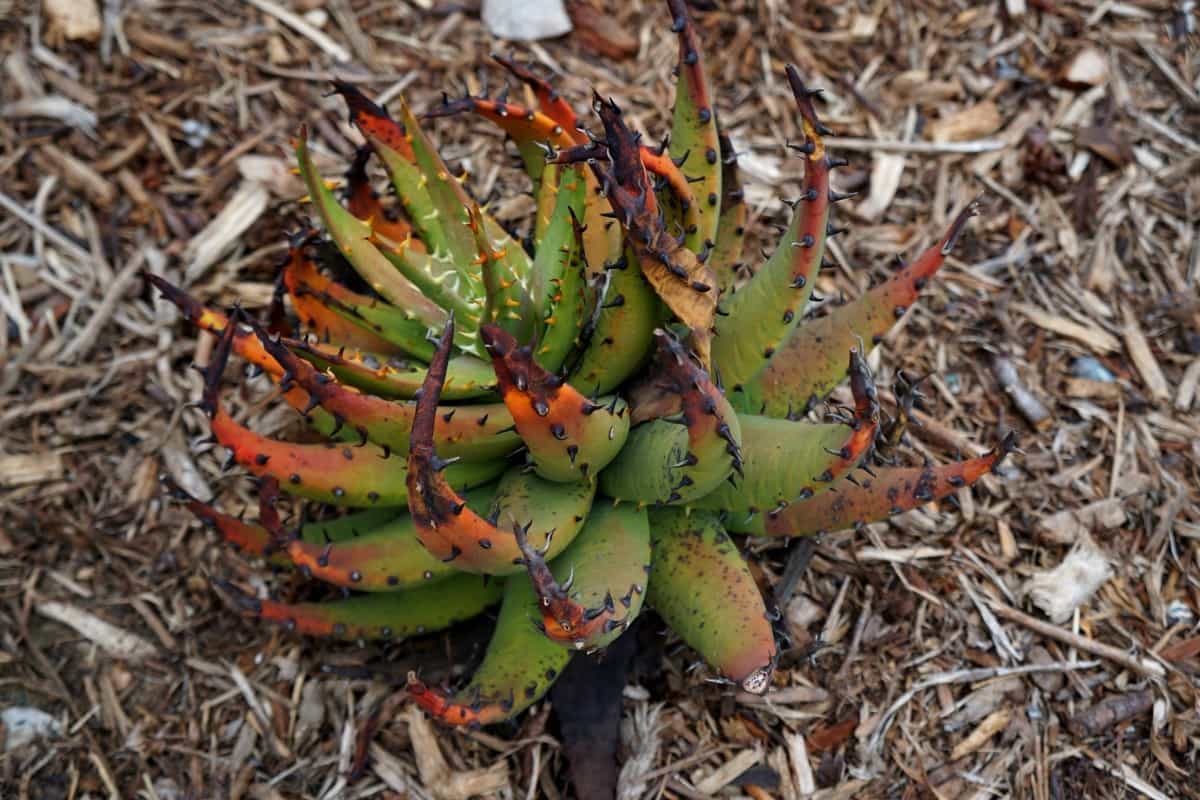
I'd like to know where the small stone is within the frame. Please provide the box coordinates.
[482,0,572,41]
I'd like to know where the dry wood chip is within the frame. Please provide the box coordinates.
[942,677,1023,731]
[123,20,194,58]
[1047,453,1104,489]
[0,95,97,134]
[1076,125,1133,167]
[293,680,325,748]
[1027,645,1065,693]
[693,747,763,795]
[987,603,1165,677]
[1064,376,1122,401]
[810,780,872,799]
[891,71,962,104]
[856,546,949,563]
[928,101,1002,143]
[568,2,638,60]
[737,685,829,706]
[183,180,270,284]
[855,152,907,222]
[0,452,64,488]
[58,251,145,362]
[1122,306,1171,402]
[865,663,1097,766]
[5,51,44,97]
[242,0,352,62]
[43,0,102,43]
[402,706,508,800]
[36,600,158,661]
[35,144,115,206]
[1061,47,1109,87]
[1159,636,1200,662]
[229,719,258,780]
[1176,358,1200,411]
[949,706,1011,761]
[806,717,858,752]
[161,430,212,502]
[1012,302,1121,353]
[367,743,411,794]
[786,733,816,795]
[960,574,1023,663]
[1034,498,1126,545]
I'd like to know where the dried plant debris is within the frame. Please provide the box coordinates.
[1,0,1197,797]
[1023,533,1114,624]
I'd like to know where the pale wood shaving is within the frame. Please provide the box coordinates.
[35,600,159,662]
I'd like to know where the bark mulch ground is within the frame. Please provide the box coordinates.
[1,0,1198,797]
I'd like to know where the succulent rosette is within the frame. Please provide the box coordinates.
[151,0,1011,728]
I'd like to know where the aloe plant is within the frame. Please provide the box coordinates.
[151,0,1012,728]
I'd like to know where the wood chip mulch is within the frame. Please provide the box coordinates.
[1,1,1197,797]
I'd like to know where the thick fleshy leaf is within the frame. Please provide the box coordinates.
[529,168,587,371]
[426,94,577,185]
[407,576,573,727]
[172,480,397,562]
[204,322,504,507]
[333,84,487,305]
[422,72,620,276]
[256,329,520,463]
[695,350,880,513]
[599,331,741,505]
[492,55,583,140]
[215,572,502,642]
[292,339,495,402]
[146,275,356,439]
[474,204,536,342]
[481,324,630,483]
[741,205,976,417]
[274,487,497,591]
[728,434,1016,536]
[280,246,437,360]
[665,0,721,250]
[647,508,776,693]
[516,503,650,651]
[566,250,658,395]
[280,244,404,355]
[587,96,717,364]
[709,133,748,294]
[344,146,419,245]
[714,66,829,395]
[640,144,700,241]
[406,322,594,573]
[295,135,448,330]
